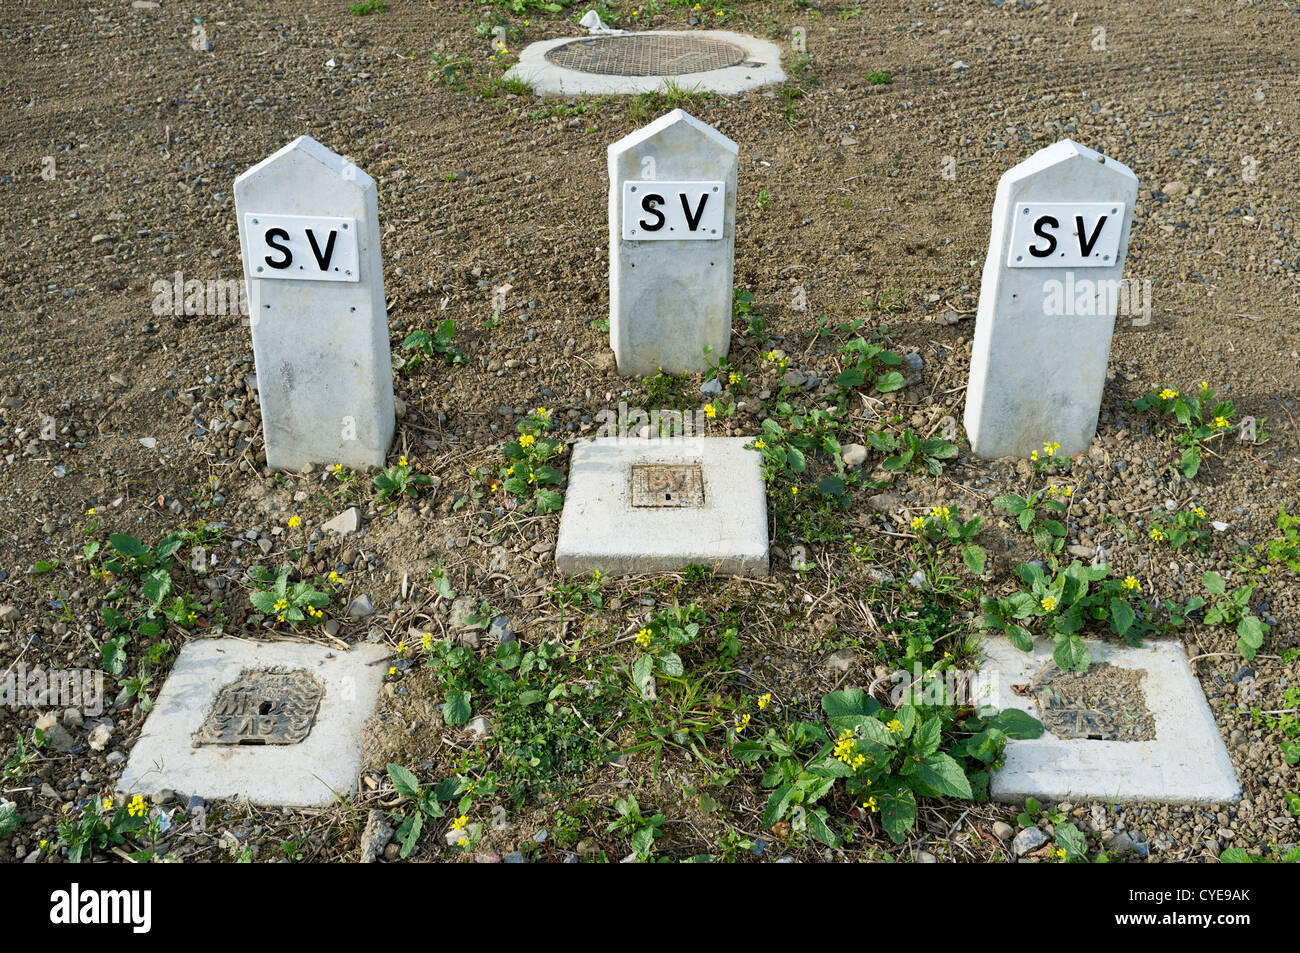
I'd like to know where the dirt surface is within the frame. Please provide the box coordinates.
[1,0,1298,864]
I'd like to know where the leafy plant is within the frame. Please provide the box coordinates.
[56,796,147,863]
[385,763,468,859]
[733,688,1042,844]
[835,337,905,393]
[1130,382,1234,480]
[373,455,433,507]
[993,486,1071,555]
[870,428,957,476]
[403,318,463,367]
[2,729,45,782]
[606,795,665,860]
[981,561,1159,672]
[911,506,985,575]
[1202,571,1268,661]
[248,564,330,628]
[498,407,565,513]
[1148,505,1211,551]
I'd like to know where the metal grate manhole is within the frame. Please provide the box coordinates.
[544,34,748,77]
[194,669,324,746]
[1030,662,1155,742]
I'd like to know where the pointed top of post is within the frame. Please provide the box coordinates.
[234,135,375,193]
[999,138,1136,190]
[608,109,738,159]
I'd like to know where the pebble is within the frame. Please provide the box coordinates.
[345,594,375,618]
[1012,826,1048,856]
[87,723,113,751]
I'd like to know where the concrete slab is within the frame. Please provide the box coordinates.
[117,639,388,808]
[980,638,1240,804]
[506,31,784,97]
[555,437,768,576]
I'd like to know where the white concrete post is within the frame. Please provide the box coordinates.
[234,136,395,471]
[608,109,738,377]
[964,139,1138,459]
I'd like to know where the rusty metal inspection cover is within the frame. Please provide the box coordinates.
[194,669,324,746]
[544,34,748,77]
[1030,661,1156,742]
[630,463,705,507]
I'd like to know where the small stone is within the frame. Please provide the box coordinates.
[841,443,868,469]
[992,821,1014,842]
[488,616,516,644]
[1013,826,1049,856]
[87,724,113,751]
[1108,832,1134,853]
[359,809,393,863]
[700,378,722,397]
[322,507,361,535]
[915,850,938,862]
[61,708,84,729]
[1162,180,1189,198]
[503,851,527,863]
[345,594,375,618]
[866,492,901,514]
[0,605,20,624]
[821,648,855,673]
[467,715,491,740]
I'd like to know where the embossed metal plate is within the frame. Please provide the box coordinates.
[630,463,704,507]
[544,34,748,77]
[194,669,324,746]
[1031,661,1155,742]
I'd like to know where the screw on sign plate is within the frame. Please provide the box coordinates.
[630,464,705,508]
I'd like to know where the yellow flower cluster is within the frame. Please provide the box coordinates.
[1149,527,1166,541]
[1158,388,1180,400]
[1040,595,1057,611]
[885,719,904,734]
[754,438,766,450]
[635,627,652,648]
[729,372,740,384]
[758,693,771,710]
[1193,506,1206,519]
[422,632,433,652]
[128,794,147,818]
[1214,415,1230,429]
[735,713,751,733]
[911,516,925,531]
[704,403,717,419]
[288,515,301,528]
[833,729,856,764]
[1122,576,1140,592]
[929,506,951,522]
[519,433,536,449]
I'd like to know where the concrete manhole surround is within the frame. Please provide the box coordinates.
[117,639,389,808]
[507,30,785,96]
[980,638,1241,805]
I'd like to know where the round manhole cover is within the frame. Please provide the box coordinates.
[544,34,748,77]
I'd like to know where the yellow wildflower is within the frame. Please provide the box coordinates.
[102,797,113,812]
[128,795,147,818]
[1158,388,1180,400]
[758,693,771,710]
[886,719,904,734]
[1122,576,1140,592]
[754,438,765,450]
[1193,506,1206,519]
[635,627,652,648]
[1214,415,1230,429]
[1150,527,1166,541]
[911,516,925,531]
[704,404,717,419]
[288,515,301,528]
[519,434,536,448]
[1040,595,1057,611]
[735,713,751,733]
[863,797,879,812]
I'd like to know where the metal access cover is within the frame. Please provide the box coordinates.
[1030,661,1155,741]
[194,669,324,746]
[631,463,705,507]
[544,34,748,77]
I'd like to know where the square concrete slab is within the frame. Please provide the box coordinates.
[555,437,768,576]
[117,639,388,808]
[979,638,1240,804]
